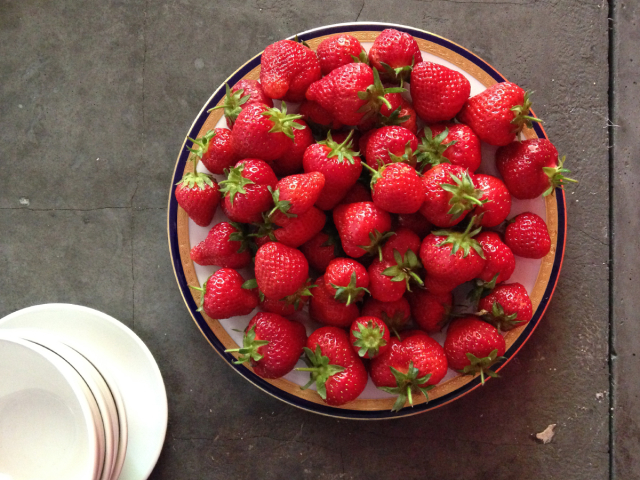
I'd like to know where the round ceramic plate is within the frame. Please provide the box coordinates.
[168,22,566,419]
[0,304,167,479]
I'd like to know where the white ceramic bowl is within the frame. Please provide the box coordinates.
[0,334,104,480]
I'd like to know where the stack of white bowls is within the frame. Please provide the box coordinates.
[0,329,128,480]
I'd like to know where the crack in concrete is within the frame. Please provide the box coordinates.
[355,0,365,21]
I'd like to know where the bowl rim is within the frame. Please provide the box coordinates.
[167,21,567,420]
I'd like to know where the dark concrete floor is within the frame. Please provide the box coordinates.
[0,0,632,478]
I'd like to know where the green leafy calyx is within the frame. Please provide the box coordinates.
[457,349,506,385]
[479,301,522,332]
[224,325,270,365]
[262,101,305,140]
[542,155,578,196]
[318,130,360,165]
[434,219,485,259]
[416,126,456,170]
[378,361,433,412]
[218,163,254,206]
[356,68,406,120]
[331,271,370,306]
[510,90,543,135]
[382,249,424,292]
[352,320,387,358]
[296,346,346,400]
[207,83,250,124]
[440,171,486,220]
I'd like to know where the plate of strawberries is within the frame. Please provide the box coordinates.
[168,22,574,419]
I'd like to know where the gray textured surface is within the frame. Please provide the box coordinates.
[612,0,640,477]
[0,0,619,478]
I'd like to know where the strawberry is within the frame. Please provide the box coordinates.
[186,129,240,175]
[190,268,259,319]
[423,274,459,295]
[478,282,533,331]
[333,201,392,259]
[271,206,327,248]
[420,221,486,288]
[259,280,314,316]
[225,313,306,379]
[338,181,372,205]
[175,157,220,227]
[381,228,421,263]
[419,163,484,228]
[504,212,551,259]
[407,289,452,333]
[357,90,405,132]
[302,131,363,210]
[299,100,343,132]
[394,213,432,239]
[297,326,368,406]
[316,34,367,76]
[473,174,512,228]
[410,62,470,123]
[190,222,252,268]
[349,316,390,359]
[259,39,321,102]
[364,162,425,214]
[330,130,361,150]
[365,125,419,169]
[368,29,423,84]
[254,242,309,299]
[417,124,481,173]
[208,81,273,129]
[309,276,360,328]
[457,82,541,146]
[324,258,370,305]
[444,316,506,384]
[219,159,277,223]
[358,129,377,162]
[370,330,447,411]
[496,139,577,199]
[368,247,424,302]
[361,297,411,332]
[300,230,341,273]
[272,119,315,177]
[231,103,304,161]
[270,172,325,217]
[474,231,515,285]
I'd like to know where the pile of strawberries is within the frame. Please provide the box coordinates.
[175,29,575,411]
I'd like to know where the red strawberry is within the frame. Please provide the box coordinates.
[338,181,372,205]
[186,129,240,175]
[190,268,259,319]
[300,231,341,272]
[444,316,506,384]
[368,29,423,84]
[473,174,512,228]
[317,34,367,75]
[309,276,360,328]
[299,100,343,132]
[420,221,486,288]
[423,274,459,295]
[349,316,391,359]
[209,81,273,129]
[297,326,368,406]
[475,231,515,285]
[175,162,220,227]
[219,159,277,223]
[364,162,425,214]
[361,297,411,332]
[225,313,306,379]
[272,206,326,248]
[365,126,419,169]
[394,213,432,239]
[324,258,370,305]
[329,130,361,150]
[496,139,577,199]
[457,82,541,146]
[407,289,452,333]
[190,222,252,268]
[254,242,309,299]
[410,62,470,123]
[260,39,321,102]
[271,172,325,217]
[381,228,421,263]
[478,282,533,331]
[260,281,314,317]
[333,201,392,259]
[370,330,447,411]
[272,119,315,177]
[231,103,304,161]
[302,131,363,210]
[359,129,377,161]
[417,124,481,173]
[419,163,484,228]
[504,212,551,259]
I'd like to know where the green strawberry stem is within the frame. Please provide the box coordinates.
[378,105,411,129]
[318,130,360,165]
[357,229,395,261]
[177,130,217,190]
[378,361,433,412]
[440,171,486,221]
[228,222,255,254]
[387,140,418,166]
[458,349,506,385]
[263,101,305,140]
[218,163,254,206]
[434,217,486,259]
[207,83,250,124]
[510,90,543,135]
[379,54,416,86]
[189,280,208,312]
[352,320,387,358]
[468,273,499,304]
[350,51,370,65]
[542,155,578,196]
[356,68,406,120]
[297,346,346,400]
[382,249,424,292]
[478,301,522,332]
[268,186,296,219]
[224,325,270,365]
[249,212,278,243]
[416,126,457,170]
[186,129,216,163]
[331,271,370,306]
